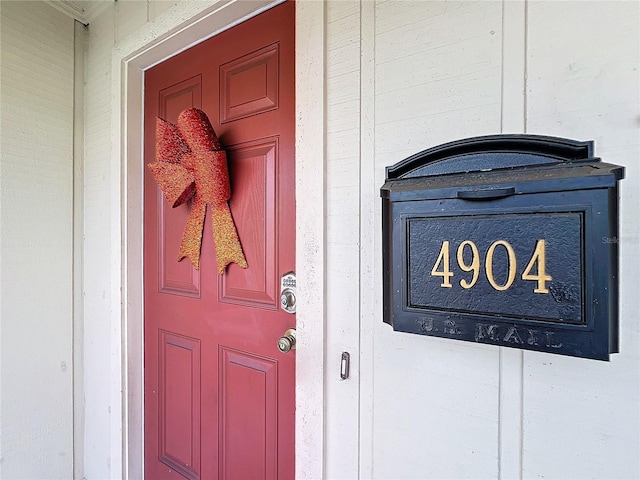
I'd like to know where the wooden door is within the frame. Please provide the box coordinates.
[143,3,295,479]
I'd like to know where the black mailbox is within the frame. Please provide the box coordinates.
[381,135,624,360]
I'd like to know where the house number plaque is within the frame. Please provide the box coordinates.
[408,213,583,324]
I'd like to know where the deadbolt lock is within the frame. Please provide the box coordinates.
[280,272,296,314]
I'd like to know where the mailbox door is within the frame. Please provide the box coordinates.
[385,188,618,360]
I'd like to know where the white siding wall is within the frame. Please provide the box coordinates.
[0,2,75,478]
[523,2,640,478]
[347,0,640,478]
[79,0,639,478]
[325,0,639,478]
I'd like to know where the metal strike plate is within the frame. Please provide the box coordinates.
[280,272,296,314]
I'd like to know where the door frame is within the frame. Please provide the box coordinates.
[113,1,325,478]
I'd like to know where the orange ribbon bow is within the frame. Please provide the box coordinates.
[149,108,247,274]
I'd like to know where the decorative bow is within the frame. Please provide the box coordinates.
[149,108,247,274]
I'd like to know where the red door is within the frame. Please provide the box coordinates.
[143,3,295,478]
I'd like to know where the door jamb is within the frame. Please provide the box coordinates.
[114,1,326,478]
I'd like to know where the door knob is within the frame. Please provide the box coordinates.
[277,328,296,353]
[280,290,296,311]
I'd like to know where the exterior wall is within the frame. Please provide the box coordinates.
[523,3,639,478]
[0,2,75,478]
[329,0,639,478]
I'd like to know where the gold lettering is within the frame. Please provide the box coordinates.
[457,240,480,289]
[522,239,552,293]
[485,240,517,291]
[431,241,453,288]
[432,238,554,293]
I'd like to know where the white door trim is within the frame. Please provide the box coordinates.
[112,1,325,478]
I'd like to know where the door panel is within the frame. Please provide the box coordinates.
[218,347,278,480]
[157,77,202,297]
[219,43,279,123]
[222,138,279,308]
[158,331,201,480]
[144,3,295,479]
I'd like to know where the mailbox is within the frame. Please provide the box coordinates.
[381,135,624,360]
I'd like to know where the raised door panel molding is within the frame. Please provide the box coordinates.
[158,330,202,480]
[220,43,279,123]
[157,76,202,297]
[220,137,279,308]
[218,346,278,480]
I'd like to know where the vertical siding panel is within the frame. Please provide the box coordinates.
[325,1,361,478]
[499,2,526,478]
[359,1,376,476]
[115,0,149,43]
[0,2,74,478]
[524,2,640,479]
[73,19,87,480]
[83,4,116,478]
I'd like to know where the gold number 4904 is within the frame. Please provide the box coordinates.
[430,239,551,293]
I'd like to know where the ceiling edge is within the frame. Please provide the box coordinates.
[45,0,88,25]
[82,1,114,23]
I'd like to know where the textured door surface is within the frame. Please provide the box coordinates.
[143,3,295,478]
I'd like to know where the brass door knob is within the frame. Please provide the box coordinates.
[277,328,296,353]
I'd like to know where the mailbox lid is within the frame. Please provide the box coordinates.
[380,135,624,201]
